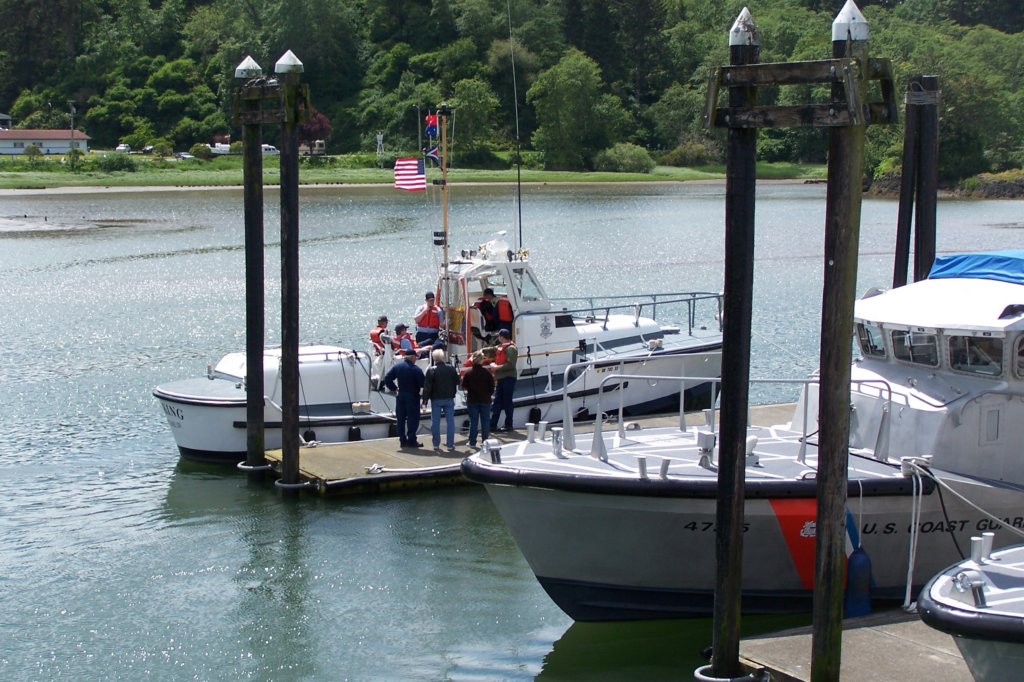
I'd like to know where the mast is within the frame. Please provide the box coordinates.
[438,102,451,272]
[437,102,453,349]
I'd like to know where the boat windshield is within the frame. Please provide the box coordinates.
[891,330,939,367]
[949,335,1003,376]
[511,266,546,303]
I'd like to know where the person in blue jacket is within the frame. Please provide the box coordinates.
[384,349,425,447]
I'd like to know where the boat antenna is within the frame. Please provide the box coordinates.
[507,0,523,251]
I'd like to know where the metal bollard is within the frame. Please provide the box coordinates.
[551,427,563,457]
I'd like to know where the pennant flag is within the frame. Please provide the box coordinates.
[394,157,426,191]
[425,114,438,138]
[425,146,440,165]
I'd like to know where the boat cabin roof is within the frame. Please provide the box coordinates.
[856,251,1024,335]
[855,277,1024,335]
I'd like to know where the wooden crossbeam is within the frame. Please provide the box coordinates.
[704,57,897,129]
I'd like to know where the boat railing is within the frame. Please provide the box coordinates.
[542,291,723,335]
[555,363,897,463]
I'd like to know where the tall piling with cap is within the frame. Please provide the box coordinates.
[813,3,870,679]
[232,56,276,476]
[708,8,759,680]
[703,1,896,678]
[275,50,308,491]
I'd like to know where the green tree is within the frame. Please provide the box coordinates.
[451,77,499,150]
[527,48,629,170]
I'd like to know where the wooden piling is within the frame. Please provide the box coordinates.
[276,54,306,489]
[241,77,267,472]
[711,8,759,680]
[912,75,939,281]
[812,3,870,680]
[232,58,282,475]
[893,75,941,287]
[892,79,919,288]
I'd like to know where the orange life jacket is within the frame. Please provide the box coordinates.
[370,325,387,352]
[416,305,441,329]
[394,332,418,351]
[495,342,511,366]
[496,297,513,324]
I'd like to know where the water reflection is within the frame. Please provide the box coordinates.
[538,614,812,681]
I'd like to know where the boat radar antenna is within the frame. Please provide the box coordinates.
[506,0,523,251]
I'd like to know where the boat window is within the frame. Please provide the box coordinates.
[949,336,1003,376]
[1015,337,1024,379]
[856,323,886,358]
[891,330,938,367]
[512,267,545,302]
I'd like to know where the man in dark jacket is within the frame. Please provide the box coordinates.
[384,349,425,447]
[422,349,461,451]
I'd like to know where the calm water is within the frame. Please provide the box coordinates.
[0,183,1019,680]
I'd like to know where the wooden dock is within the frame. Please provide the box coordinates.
[262,403,798,496]
[739,609,970,681]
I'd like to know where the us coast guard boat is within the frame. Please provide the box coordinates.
[462,250,1024,620]
[154,233,723,463]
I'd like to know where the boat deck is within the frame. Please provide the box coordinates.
[262,404,797,496]
[739,609,970,681]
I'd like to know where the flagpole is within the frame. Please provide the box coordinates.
[438,102,452,346]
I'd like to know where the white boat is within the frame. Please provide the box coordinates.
[154,246,722,463]
[918,540,1024,682]
[155,106,722,464]
[153,235,723,463]
[462,249,1024,620]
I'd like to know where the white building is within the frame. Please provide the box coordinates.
[0,129,91,156]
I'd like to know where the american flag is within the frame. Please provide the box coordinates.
[394,157,426,191]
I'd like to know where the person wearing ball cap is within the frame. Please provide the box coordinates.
[488,328,517,432]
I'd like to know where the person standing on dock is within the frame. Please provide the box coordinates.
[462,349,495,447]
[384,349,425,448]
[489,329,518,432]
[422,349,460,452]
[414,291,444,346]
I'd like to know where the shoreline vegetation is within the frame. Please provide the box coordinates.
[1,155,1019,198]
[0,155,822,192]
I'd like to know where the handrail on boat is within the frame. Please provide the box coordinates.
[538,291,724,336]
[554,364,898,464]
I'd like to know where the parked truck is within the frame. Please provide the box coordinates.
[298,139,326,156]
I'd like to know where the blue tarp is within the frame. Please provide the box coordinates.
[928,250,1024,285]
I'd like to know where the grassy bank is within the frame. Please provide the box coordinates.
[0,153,827,190]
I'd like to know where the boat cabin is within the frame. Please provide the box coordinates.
[832,251,1024,483]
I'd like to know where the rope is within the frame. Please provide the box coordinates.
[902,470,923,611]
[751,330,816,371]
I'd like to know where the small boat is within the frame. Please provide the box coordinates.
[462,249,1024,620]
[154,106,722,463]
[153,242,723,463]
[917,539,1024,682]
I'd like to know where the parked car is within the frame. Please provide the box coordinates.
[115,143,130,153]
[175,152,195,160]
[261,144,280,156]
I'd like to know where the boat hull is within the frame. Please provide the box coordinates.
[918,543,1024,682]
[155,346,721,464]
[475,470,1024,621]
